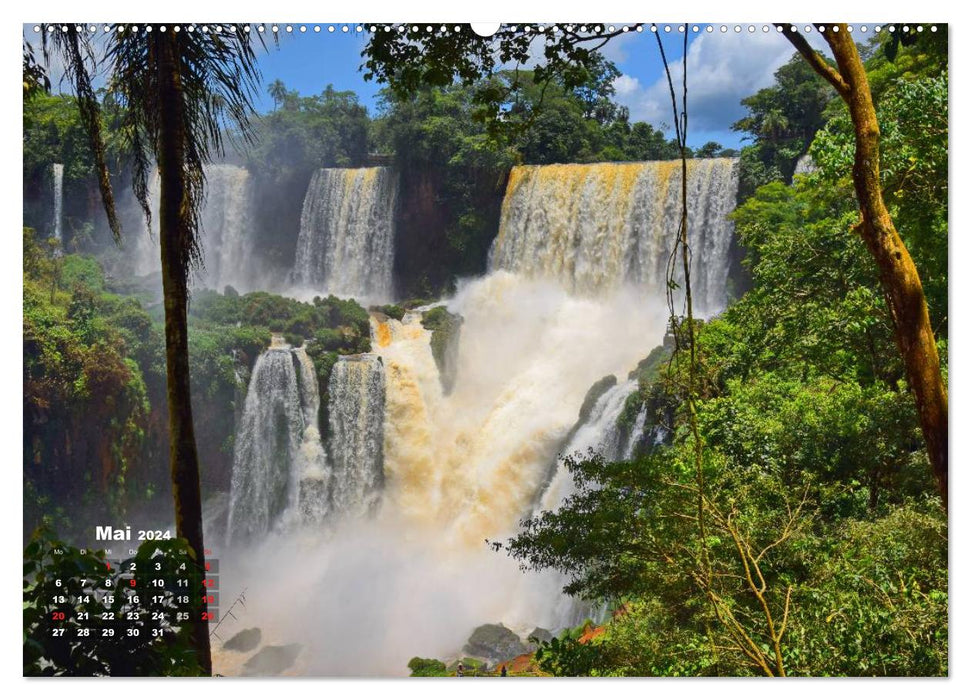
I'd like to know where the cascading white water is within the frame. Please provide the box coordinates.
[213,159,739,676]
[293,167,397,301]
[51,163,64,244]
[530,376,642,628]
[130,164,256,290]
[489,159,739,316]
[536,378,639,515]
[227,336,329,543]
[293,345,331,526]
[198,164,256,291]
[623,404,649,460]
[327,354,386,519]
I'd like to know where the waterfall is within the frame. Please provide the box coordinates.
[623,404,649,460]
[213,160,741,674]
[294,346,331,526]
[327,354,386,519]
[227,336,330,543]
[489,158,739,316]
[371,274,667,545]
[52,163,64,244]
[536,378,638,514]
[130,164,256,290]
[198,164,256,291]
[293,167,397,301]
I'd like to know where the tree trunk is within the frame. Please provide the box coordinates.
[782,26,948,508]
[155,31,213,675]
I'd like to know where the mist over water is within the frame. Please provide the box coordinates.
[215,273,668,674]
[203,159,737,675]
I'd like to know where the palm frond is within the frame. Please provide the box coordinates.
[41,26,122,241]
[105,24,263,276]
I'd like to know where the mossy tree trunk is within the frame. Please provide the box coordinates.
[781,24,948,508]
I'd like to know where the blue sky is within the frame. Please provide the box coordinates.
[27,23,830,150]
[250,25,830,149]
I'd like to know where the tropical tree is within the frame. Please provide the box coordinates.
[732,53,834,180]
[268,78,287,111]
[39,24,263,674]
[779,24,948,508]
[695,140,725,158]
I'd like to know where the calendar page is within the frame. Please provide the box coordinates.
[21,14,949,680]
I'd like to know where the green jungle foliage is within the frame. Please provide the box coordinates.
[501,32,948,677]
[407,656,448,677]
[23,231,370,540]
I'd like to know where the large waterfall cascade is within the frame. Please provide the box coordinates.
[213,158,739,675]
[536,377,639,514]
[228,336,389,542]
[489,158,739,315]
[293,167,398,301]
[132,164,256,291]
[227,336,305,543]
[52,163,64,244]
[369,275,667,546]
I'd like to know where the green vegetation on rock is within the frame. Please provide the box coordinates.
[23,231,372,538]
[407,657,448,677]
[421,306,464,394]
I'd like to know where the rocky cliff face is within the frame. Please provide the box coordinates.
[393,167,507,298]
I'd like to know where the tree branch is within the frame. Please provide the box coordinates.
[775,24,850,98]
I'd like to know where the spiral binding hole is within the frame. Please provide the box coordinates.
[26,22,940,38]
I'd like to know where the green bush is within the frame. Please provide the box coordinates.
[407,657,447,677]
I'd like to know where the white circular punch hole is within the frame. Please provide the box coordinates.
[471,23,501,37]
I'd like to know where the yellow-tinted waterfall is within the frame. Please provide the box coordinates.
[490,158,739,315]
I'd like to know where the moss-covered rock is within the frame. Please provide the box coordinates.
[578,375,618,426]
[463,623,528,665]
[617,343,678,458]
[370,303,405,321]
[421,306,464,394]
[628,343,672,389]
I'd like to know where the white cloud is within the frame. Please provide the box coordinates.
[615,30,831,134]
[612,73,642,99]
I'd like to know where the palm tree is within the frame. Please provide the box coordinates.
[760,108,790,141]
[42,24,262,674]
[268,78,287,111]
